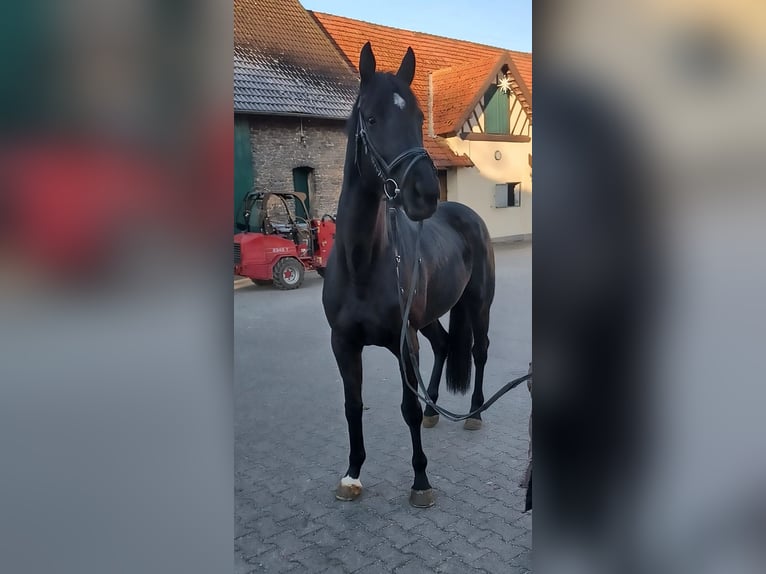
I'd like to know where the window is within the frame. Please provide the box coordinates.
[494,182,521,208]
[483,84,510,134]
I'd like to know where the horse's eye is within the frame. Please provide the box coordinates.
[367,116,376,125]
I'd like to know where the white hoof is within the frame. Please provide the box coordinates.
[336,475,363,501]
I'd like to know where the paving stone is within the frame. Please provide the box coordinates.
[235,244,532,574]
[511,528,532,550]
[246,548,301,572]
[327,546,377,572]
[473,549,517,574]
[445,518,486,544]
[401,540,451,568]
[263,531,310,557]
[290,545,344,572]
[239,539,277,561]
[434,557,488,574]
[416,520,456,547]
[437,536,490,563]
[393,557,434,574]
[378,524,417,550]
[510,548,532,572]
[367,542,411,570]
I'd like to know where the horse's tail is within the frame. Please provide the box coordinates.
[446,300,473,394]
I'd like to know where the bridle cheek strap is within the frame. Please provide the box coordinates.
[355,110,434,200]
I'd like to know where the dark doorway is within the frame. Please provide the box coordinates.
[234,118,254,232]
[437,170,448,202]
[292,167,314,220]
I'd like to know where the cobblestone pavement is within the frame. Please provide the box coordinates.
[235,242,532,573]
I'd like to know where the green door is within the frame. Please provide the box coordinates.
[292,167,312,220]
[234,117,254,232]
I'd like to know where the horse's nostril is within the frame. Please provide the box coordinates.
[414,180,438,199]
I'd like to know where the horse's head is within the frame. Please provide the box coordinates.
[355,42,440,221]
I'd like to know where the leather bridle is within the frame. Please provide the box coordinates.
[354,109,435,201]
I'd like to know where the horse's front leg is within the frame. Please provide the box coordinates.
[331,331,366,501]
[397,329,435,507]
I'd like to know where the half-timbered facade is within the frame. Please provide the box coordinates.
[433,54,533,240]
[312,12,533,241]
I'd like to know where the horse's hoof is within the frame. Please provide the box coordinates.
[463,418,482,430]
[335,476,362,501]
[422,414,440,428]
[409,488,435,508]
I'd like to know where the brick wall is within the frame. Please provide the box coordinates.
[247,115,349,218]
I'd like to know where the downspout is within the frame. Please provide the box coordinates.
[428,72,434,137]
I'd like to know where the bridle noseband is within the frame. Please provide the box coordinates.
[355,109,435,201]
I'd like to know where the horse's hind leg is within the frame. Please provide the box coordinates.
[464,304,490,430]
[396,330,434,507]
[331,332,366,501]
[420,320,448,428]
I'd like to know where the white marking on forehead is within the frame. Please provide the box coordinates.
[393,93,406,110]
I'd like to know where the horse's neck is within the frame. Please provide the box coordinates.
[336,183,389,283]
[336,111,392,284]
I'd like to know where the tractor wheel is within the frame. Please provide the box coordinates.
[316,267,326,278]
[273,257,304,290]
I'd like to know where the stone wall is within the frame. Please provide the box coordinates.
[247,115,349,218]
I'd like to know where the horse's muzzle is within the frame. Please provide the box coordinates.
[404,174,439,221]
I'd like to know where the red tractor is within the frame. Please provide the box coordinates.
[233,191,335,290]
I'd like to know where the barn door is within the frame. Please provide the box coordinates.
[292,167,313,220]
[234,118,254,232]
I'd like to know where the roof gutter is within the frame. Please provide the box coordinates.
[233,110,352,121]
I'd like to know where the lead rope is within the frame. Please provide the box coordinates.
[388,207,532,422]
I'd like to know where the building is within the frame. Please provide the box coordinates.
[234,0,533,241]
[311,12,533,241]
[233,0,360,228]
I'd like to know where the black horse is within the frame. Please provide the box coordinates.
[322,42,495,507]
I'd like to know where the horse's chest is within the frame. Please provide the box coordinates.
[334,294,399,347]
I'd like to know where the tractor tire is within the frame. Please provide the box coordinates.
[316,267,326,278]
[272,257,304,290]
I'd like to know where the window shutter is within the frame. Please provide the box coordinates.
[494,184,509,207]
[484,83,510,134]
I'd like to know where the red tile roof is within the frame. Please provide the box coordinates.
[431,56,502,135]
[428,138,474,168]
[311,11,532,141]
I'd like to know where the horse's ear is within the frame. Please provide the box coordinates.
[397,47,416,85]
[359,41,376,84]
